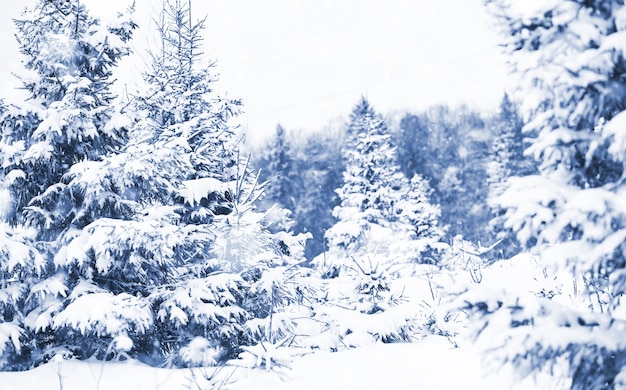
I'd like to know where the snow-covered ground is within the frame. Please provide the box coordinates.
[0,335,566,390]
[0,252,576,389]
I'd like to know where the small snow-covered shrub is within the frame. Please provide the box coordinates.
[441,235,505,284]
[238,338,301,371]
[308,253,426,351]
[178,337,221,368]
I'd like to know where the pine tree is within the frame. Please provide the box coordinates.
[266,125,299,213]
[395,113,429,180]
[487,93,534,260]
[311,98,444,349]
[323,98,443,265]
[61,0,310,368]
[456,1,626,387]
[257,124,300,232]
[325,98,399,256]
[0,0,137,369]
[487,93,537,195]
[136,3,313,366]
[59,0,246,365]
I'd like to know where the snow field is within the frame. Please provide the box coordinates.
[0,256,571,389]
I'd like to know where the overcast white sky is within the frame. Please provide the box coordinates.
[0,0,508,144]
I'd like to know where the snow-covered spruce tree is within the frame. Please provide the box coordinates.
[256,124,300,232]
[209,160,314,370]
[58,0,309,369]
[486,93,534,260]
[139,0,240,188]
[140,1,312,367]
[451,1,626,387]
[486,94,526,196]
[310,98,444,350]
[0,0,137,369]
[395,113,429,181]
[322,97,444,271]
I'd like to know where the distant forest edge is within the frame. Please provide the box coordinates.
[252,94,530,262]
